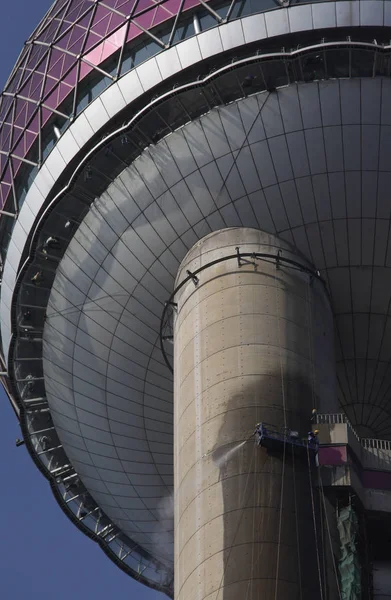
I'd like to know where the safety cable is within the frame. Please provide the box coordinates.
[196,91,274,243]
[319,484,327,595]
[291,445,303,600]
[317,465,342,599]
[274,263,288,600]
[306,277,317,412]
[244,284,258,600]
[307,445,325,600]
[214,446,259,600]
[306,276,327,597]
[306,276,342,598]
[243,452,270,600]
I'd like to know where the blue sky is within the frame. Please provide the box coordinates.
[0,3,162,599]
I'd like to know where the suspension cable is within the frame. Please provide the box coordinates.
[306,275,317,413]
[307,445,325,600]
[307,274,341,597]
[292,444,303,600]
[274,262,287,600]
[214,446,259,600]
[318,465,342,599]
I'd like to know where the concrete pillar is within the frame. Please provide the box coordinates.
[173,228,339,600]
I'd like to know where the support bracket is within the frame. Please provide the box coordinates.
[236,247,256,268]
[276,249,282,270]
[186,270,199,286]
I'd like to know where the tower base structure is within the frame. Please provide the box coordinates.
[173,228,340,599]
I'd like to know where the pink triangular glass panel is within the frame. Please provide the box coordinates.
[152,6,172,26]
[133,11,154,30]
[115,0,137,13]
[133,0,155,16]
[126,21,143,43]
[163,0,183,13]
[83,30,102,53]
[79,61,93,81]
[183,0,200,9]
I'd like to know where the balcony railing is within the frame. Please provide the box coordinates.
[361,438,391,451]
[315,413,391,450]
[316,412,361,443]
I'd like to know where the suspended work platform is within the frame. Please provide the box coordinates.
[255,422,318,458]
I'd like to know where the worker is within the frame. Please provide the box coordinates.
[308,430,319,449]
[242,74,256,88]
[254,423,263,446]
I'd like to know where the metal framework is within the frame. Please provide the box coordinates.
[0,0,291,211]
[159,248,326,373]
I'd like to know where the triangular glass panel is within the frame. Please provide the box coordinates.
[24,130,37,155]
[84,30,104,53]
[27,73,44,101]
[43,76,58,100]
[37,18,59,44]
[106,11,126,37]
[152,6,173,26]
[27,44,49,72]
[34,53,50,77]
[41,106,53,127]
[48,48,66,76]
[133,0,156,16]
[77,10,95,31]
[183,0,200,9]
[91,7,112,38]
[11,156,22,177]
[2,164,12,186]
[14,99,28,128]
[5,69,25,95]
[161,0,183,16]
[67,26,88,54]
[62,65,78,88]
[66,0,92,24]
[0,182,11,209]
[133,11,155,32]
[60,54,77,79]
[26,112,40,134]
[126,21,143,43]
[56,30,73,51]
[115,0,138,14]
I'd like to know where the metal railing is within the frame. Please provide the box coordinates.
[361,438,391,451]
[316,413,361,442]
[316,413,391,451]
[316,413,349,425]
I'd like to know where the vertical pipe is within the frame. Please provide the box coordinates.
[193,13,201,35]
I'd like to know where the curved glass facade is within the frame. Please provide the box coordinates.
[1,0,389,218]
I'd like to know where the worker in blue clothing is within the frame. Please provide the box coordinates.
[254,423,264,445]
[308,429,319,449]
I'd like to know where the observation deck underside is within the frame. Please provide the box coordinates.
[31,77,391,573]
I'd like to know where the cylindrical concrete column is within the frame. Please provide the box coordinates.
[173,228,339,600]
